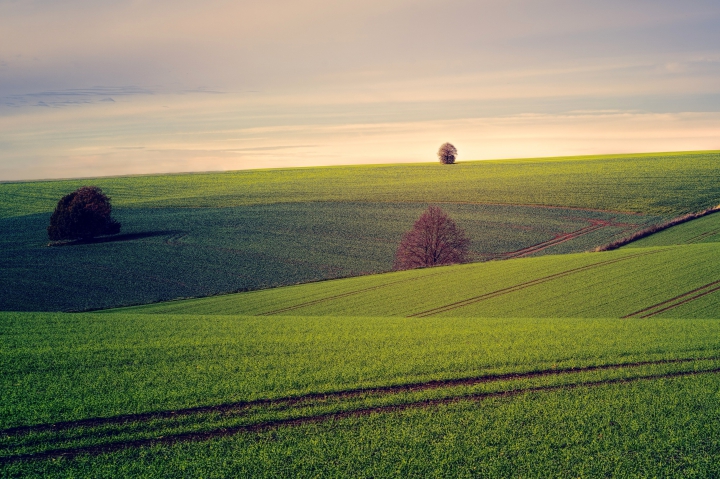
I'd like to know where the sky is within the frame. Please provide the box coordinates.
[1,0,720,181]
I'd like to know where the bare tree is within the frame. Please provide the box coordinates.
[438,142,457,164]
[394,206,470,270]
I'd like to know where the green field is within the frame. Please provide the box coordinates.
[2,151,719,218]
[111,243,720,319]
[628,209,720,248]
[0,202,655,312]
[7,375,720,477]
[4,152,720,476]
[2,312,720,476]
[3,150,719,312]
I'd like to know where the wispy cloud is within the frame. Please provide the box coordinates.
[1,86,155,108]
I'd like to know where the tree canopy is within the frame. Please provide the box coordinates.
[438,143,457,164]
[48,186,121,241]
[394,205,470,270]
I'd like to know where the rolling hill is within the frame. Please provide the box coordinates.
[3,150,719,312]
[3,152,720,476]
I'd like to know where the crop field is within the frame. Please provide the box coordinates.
[8,151,714,311]
[0,202,656,312]
[2,151,719,218]
[114,243,720,319]
[2,312,720,476]
[627,210,720,248]
[4,152,720,475]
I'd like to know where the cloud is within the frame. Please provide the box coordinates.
[1,0,719,95]
[0,1,719,179]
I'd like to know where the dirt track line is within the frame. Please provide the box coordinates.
[1,354,710,438]
[494,222,606,260]
[492,218,639,260]
[685,231,720,244]
[259,271,446,316]
[623,280,720,318]
[409,249,661,318]
[638,286,720,318]
[3,366,719,464]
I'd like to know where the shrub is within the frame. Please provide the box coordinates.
[47,186,121,241]
[394,206,470,270]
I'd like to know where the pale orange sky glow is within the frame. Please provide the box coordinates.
[1,0,720,180]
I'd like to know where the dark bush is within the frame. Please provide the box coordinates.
[48,186,121,241]
[394,205,470,270]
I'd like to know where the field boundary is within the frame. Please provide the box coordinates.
[595,206,720,251]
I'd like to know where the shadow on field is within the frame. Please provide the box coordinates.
[48,230,184,247]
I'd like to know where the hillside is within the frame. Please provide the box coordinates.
[3,312,720,475]
[2,151,719,218]
[2,151,718,312]
[4,156,720,475]
[112,242,720,319]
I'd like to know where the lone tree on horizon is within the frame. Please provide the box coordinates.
[48,186,121,242]
[394,205,470,270]
[438,142,457,164]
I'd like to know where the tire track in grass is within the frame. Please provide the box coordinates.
[408,249,662,318]
[1,355,713,438]
[2,364,719,464]
[489,218,641,260]
[685,231,720,244]
[491,220,608,260]
[622,280,720,318]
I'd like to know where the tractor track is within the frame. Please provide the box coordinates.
[408,249,662,318]
[1,356,714,437]
[2,362,719,464]
[685,231,720,244]
[623,280,720,318]
[490,218,641,260]
[491,221,606,260]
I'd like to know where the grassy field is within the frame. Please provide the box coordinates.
[4,151,720,475]
[0,202,655,312]
[628,209,720,248]
[9,151,714,311]
[2,151,719,218]
[7,375,720,477]
[2,312,720,475]
[112,243,720,319]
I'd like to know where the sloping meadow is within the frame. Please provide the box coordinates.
[4,151,720,475]
[116,243,720,319]
[4,150,719,312]
[3,311,720,475]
